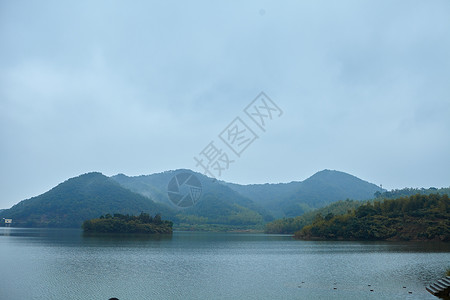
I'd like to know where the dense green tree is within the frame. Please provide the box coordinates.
[294,193,449,241]
[265,199,363,234]
[82,213,173,234]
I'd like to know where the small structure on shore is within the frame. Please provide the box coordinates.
[2,218,12,227]
[426,276,450,299]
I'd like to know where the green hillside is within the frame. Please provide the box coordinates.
[265,199,364,234]
[278,170,382,215]
[226,169,383,218]
[295,193,450,241]
[0,172,170,228]
[0,169,412,231]
[116,169,384,219]
[265,186,450,234]
[112,170,273,229]
[0,170,272,229]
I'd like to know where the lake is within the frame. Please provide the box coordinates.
[0,228,449,299]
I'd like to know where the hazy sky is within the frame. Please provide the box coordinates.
[1,0,449,208]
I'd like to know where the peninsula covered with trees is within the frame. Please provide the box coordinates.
[82,213,173,234]
[294,193,449,241]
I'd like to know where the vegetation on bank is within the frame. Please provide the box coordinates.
[82,213,173,234]
[374,187,450,199]
[265,199,364,234]
[294,193,449,241]
[265,187,450,235]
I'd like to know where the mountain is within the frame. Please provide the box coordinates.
[277,169,383,216]
[111,169,382,221]
[0,172,170,228]
[0,169,384,229]
[225,170,383,217]
[0,170,272,229]
[111,170,274,226]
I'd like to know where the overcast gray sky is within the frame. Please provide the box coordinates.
[1,0,449,209]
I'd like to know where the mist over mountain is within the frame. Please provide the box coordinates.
[1,169,384,228]
[111,170,273,227]
[224,170,383,217]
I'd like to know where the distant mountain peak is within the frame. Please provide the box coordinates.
[306,169,368,182]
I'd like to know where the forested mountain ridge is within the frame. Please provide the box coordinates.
[225,169,383,217]
[113,169,384,220]
[111,170,274,228]
[0,171,272,229]
[0,172,170,227]
[280,169,382,213]
[0,169,401,229]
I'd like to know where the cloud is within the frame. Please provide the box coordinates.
[1,0,450,208]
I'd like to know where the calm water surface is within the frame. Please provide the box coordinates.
[0,228,449,300]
